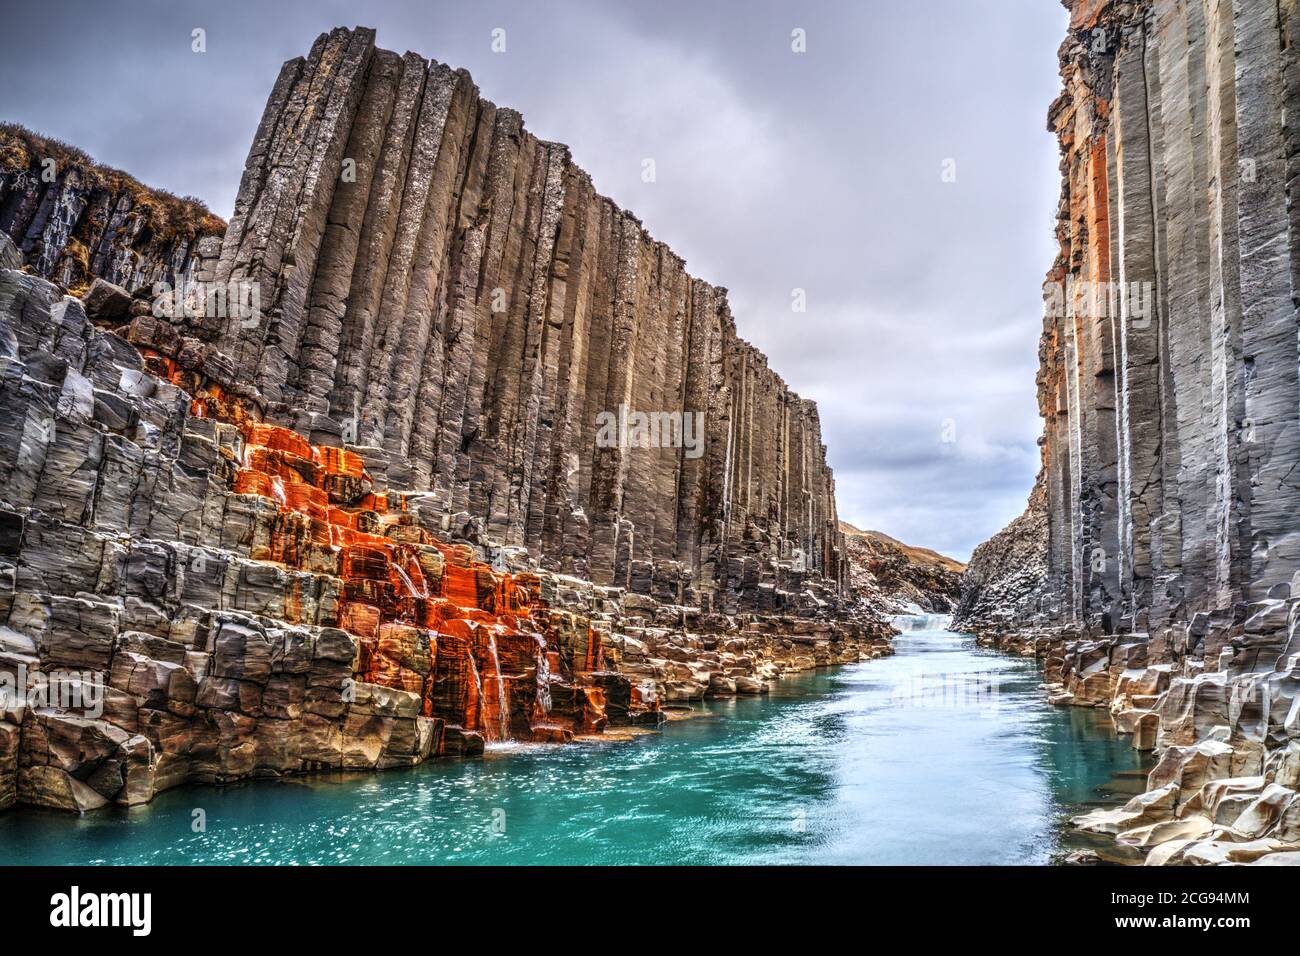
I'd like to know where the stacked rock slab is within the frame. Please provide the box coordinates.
[0,123,225,294]
[185,27,848,614]
[963,0,1300,864]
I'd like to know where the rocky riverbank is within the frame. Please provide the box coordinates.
[971,623,1300,866]
[0,247,893,812]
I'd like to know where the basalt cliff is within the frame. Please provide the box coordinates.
[962,0,1300,864]
[0,27,892,813]
[0,123,225,295]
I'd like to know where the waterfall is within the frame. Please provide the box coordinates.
[465,649,485,736]
[534,645,552,719]
[891,607,953,632]
[391,561,427,599]
[486,632,511,742]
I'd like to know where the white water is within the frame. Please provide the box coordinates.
[891,605,953,632]
[465,650,486,736]
[486,633,511,742]
[391,562,428,599]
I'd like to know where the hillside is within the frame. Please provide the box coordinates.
[839,521,965,612]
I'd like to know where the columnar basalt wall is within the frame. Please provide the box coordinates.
[0,243,891,812]
[962,0,1300,865]
[0,27,886,813]
[1039,0,1300,633]
[170,27,846,612]
[0,124,225,295]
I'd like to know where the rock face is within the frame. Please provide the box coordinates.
[964,0,1300,864]
[1035,0,1300,633]
[171,27,848,613]
[0,124,225,294]
[840,522,964,613]
[0,29,889,812]
[952,472,1048,631]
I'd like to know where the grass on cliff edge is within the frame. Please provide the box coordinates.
[0,122,227,244]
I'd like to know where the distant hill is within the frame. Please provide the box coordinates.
[839,522,966,574]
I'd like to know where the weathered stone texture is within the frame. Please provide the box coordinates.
[1031,0,1300,634]
[0,29,886,812]
[0,124,225,294]
[952,472,1048,631]
[964,0,1300,866]
[0,256,891,811]
[841,523,965,614]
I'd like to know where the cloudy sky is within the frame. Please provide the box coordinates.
[0,0,1066,561]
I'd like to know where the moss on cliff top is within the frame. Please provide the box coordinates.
[0,122,227,243]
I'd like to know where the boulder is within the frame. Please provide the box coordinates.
[81,279,134,323]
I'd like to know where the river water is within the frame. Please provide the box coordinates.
[0,617,1150,865]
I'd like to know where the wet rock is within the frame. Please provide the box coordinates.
[17,765,109,811]
[1073,782,1179,835]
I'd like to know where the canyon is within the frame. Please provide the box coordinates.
[0,29,901,813]
[4,0,1294,873]
[957,0,1300,865]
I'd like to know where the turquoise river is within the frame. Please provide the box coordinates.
[0,617,1150,865]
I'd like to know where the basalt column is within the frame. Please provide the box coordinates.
[186,27,844,611]
[1031,0,1300,632]
[0,125,225,294]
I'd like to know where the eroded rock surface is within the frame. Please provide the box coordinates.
[841,522,964,613]
[964,0,1300,865]
[952,472,1048,631]
[158,28,851,611]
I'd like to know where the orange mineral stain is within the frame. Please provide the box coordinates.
[149,361,652,741]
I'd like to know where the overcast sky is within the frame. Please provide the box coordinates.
[0,0,1067,561]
